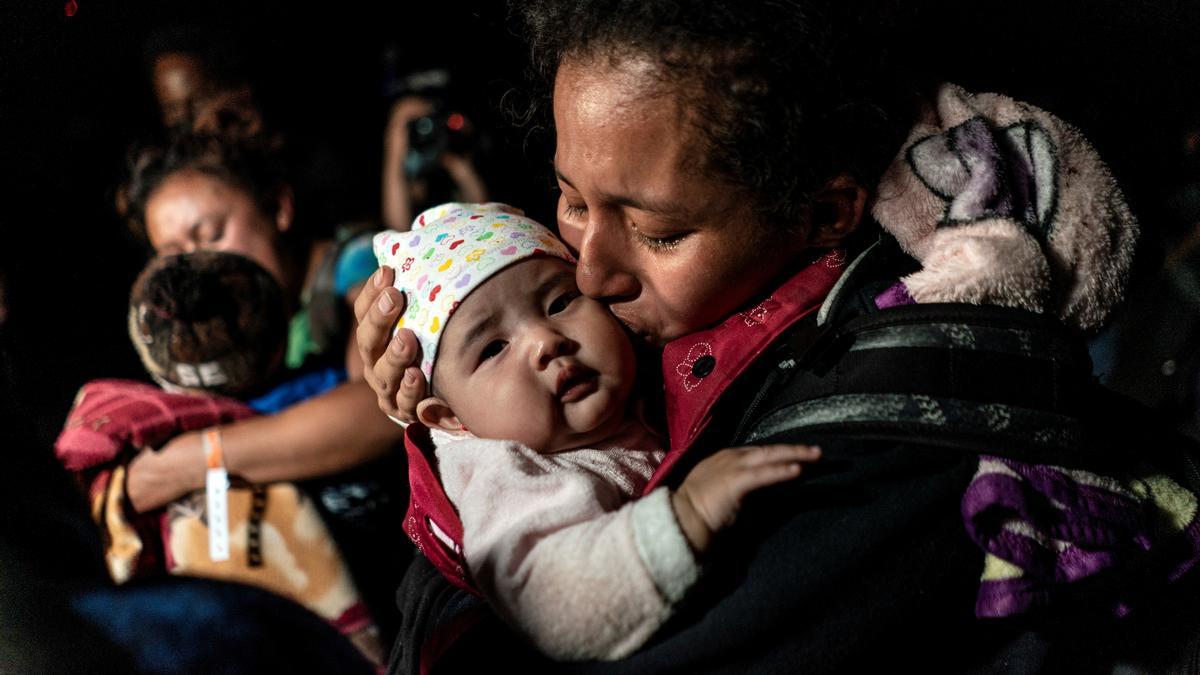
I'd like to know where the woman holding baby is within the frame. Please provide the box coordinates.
[355,1,1200,673]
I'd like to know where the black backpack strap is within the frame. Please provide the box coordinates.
[739,298,1200,492]
[745,392,1086,460]
[738,301,1128,470]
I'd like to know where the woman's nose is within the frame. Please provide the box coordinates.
[574,217,640,302]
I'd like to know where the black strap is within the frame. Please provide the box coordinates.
[797,302,1091,372]
[747,393,1081,453]
[739,301,1183,473]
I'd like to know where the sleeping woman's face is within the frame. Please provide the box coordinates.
[143,169,292,290]
[552,57,814,345]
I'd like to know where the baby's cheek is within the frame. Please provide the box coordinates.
[462,383,547,446]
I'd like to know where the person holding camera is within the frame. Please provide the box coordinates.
[382,94,489,231]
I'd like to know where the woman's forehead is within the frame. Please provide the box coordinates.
[553,61,709,209]
[151,169,238,209]
[553,57,681,134]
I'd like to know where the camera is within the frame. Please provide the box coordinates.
[404,106,474,178]
[380,64,476,178]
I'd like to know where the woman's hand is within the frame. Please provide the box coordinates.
[671,444,820,554]
[354,265,428,423]
[126,431,205,513]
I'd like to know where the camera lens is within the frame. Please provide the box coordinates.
[414,117,435,137]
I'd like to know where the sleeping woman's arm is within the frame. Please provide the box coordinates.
[126,381,404,513]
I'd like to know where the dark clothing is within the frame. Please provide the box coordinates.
[71,577,377,675]
[1105,253,1200,441]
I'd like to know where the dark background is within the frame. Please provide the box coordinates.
[2,0,1199,450]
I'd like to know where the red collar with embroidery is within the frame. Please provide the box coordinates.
[646,249,847,491]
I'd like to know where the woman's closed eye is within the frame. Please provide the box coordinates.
[194,218,225,246]
[562,202,587,220]
[636,232,687,251]
[631,222,689,251]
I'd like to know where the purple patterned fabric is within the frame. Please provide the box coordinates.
[962,456,1200,618]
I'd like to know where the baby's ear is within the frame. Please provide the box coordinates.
[416,397,467,433]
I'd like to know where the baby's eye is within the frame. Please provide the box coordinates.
[480,339,507,361]
[548,290,580,315]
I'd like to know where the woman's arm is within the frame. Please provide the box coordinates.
[381,97,435,232]
[126,381,404,513]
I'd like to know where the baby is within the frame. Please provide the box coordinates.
[125,251,384,664]
[129,250,288,399]
[374,203,819,660]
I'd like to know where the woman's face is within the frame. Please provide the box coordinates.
[553,58,811,345]
[152,53,214,129]
[144,170,290,288]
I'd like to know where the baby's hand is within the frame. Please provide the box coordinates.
[671,444,820,554]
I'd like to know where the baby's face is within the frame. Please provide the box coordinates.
[431,257,636,453]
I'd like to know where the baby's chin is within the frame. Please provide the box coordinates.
[546,392,631,452]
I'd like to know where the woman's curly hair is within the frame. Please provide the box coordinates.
[122,132,290,243]
[513,0,919,230]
